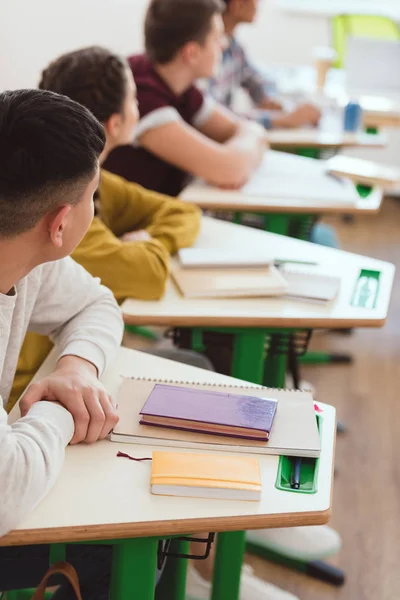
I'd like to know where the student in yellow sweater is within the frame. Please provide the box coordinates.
[11,47,201,408]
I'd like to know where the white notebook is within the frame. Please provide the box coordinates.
[325,155,400,189]
[241,151,358,204]
[178,248,273,269]
[111,377,321,459]
[283,268,341,303]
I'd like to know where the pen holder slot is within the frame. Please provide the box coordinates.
[275,415,322,494]
[351,269,381,309]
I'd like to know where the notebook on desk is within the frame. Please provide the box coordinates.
[111,377,321,458]
[325,155,400,189]
[140,384,277,441]
[171,262,288,298]
[240,151,359,204]
[151,451,262,501]
[178,248,273,269]
[283,267,340,303]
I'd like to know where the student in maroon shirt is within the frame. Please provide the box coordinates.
[103,0,265,197]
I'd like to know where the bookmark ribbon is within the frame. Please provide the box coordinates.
[117,451,152,462]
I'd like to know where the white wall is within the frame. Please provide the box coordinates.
[1,0,398,164]
[0,0,330,90]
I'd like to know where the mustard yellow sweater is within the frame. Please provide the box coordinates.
[9,170,201,409]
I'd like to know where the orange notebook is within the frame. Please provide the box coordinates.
[151,451,261,501]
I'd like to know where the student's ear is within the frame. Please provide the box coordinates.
[182,41,201,67]
[104,113,123,140]
[48,205,72,248]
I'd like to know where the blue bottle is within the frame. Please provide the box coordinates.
[344,101,362,132]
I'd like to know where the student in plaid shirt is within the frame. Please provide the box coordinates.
[209,0,321,129]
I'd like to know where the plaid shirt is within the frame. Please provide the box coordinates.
[209,36,275,110]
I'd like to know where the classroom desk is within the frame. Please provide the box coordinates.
[266,64,400,129]
[181,163,383,239]
[359,95,400,128]
[181,178,382,217]
[4,347,336,600]
[122,217,394,385]
[266,129,387,150]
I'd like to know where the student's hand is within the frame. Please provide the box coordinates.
[259,97,283,111]
[20,356,118,445]
[216,176,250,190]
[121,229,152,243]
[273,104,321,128]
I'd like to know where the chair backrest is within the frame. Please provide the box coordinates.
[332,14,400,68]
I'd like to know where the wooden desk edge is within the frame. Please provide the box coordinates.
[123,312,388,330]
[269,140,385,150]
[0,508,332,547]
[186,198,381,215]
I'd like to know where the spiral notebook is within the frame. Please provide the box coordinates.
[111,377,321,458]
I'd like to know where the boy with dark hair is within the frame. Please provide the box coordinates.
[0,88,123,596]
[103,0,266,196]
[210,0,321,130]
[10,46,202,408]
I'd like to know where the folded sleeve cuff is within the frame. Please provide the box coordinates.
[192,95,217,128]
[133,107,182,145]
[28,401,74,446]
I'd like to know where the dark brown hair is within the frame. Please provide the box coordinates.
[39,46,129,123]
[0,89,105,238]
[145,0,224,64]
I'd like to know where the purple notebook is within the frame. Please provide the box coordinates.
[139,384,278,441]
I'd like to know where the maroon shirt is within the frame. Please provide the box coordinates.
[103,54,211,197]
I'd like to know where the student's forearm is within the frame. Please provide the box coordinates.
[0,401,73,537]
[145,203,201,253]
[217,122,266,184]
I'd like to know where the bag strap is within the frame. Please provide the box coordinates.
[32,561,82,600]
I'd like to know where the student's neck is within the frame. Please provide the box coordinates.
[154,61,194,96]
[223,14,239,37]
[99,142,113,165]
[0,237,41,294]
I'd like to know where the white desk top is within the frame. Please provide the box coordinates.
[122,217,394,330]
[3,347,335,546]
[181,150,383,215]
[182,181,382,215]
[266,129,387,150]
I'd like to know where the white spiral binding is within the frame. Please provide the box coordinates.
[124,376,307,393]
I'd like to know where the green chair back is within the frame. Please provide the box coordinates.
[332,14,400,68]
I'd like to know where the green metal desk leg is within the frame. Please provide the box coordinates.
[156,539,189,600]
[49,543,66,563]
[263,352,287,389]
[211,531,246,600]
[265,214,290,236]
[233,212,242,225]
[110,537,158,600]
[231,331,266,384]
[299,351,352,365]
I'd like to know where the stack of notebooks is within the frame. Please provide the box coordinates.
[111,377,321,458]
[174,248,340,302]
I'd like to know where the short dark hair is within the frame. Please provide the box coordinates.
[39,46,129,123]
[145,0,224,64]
[0,89,105,238]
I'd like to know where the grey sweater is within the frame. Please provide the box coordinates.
[0,257,123,537]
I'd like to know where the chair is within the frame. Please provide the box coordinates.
[332,14,400,68]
